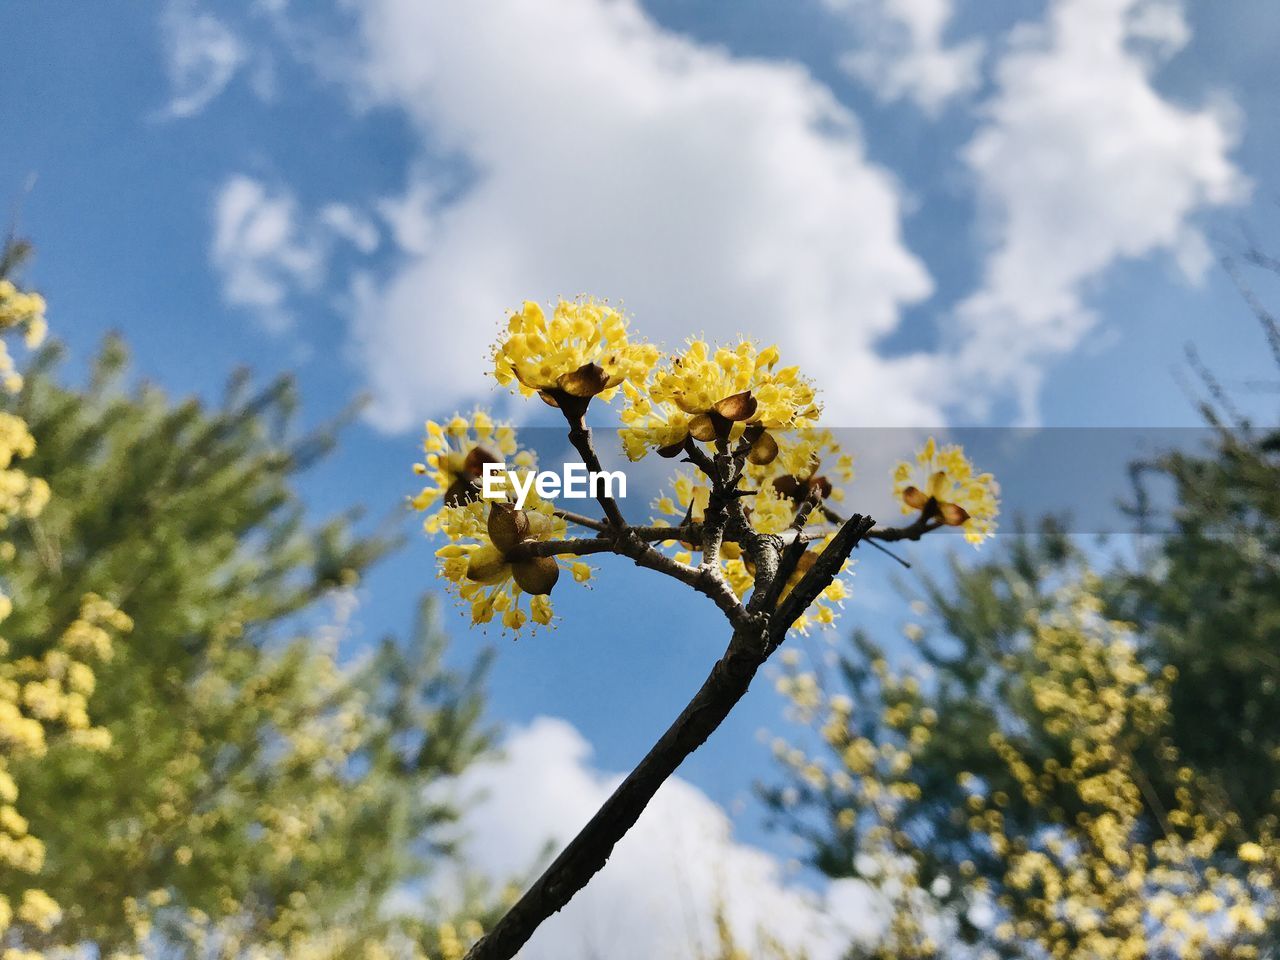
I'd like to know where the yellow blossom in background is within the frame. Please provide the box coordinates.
[893,436,999,544]
[0,269,135,955]
[0,414,49,530]
[777,581,1280,959]
[492,297,658,406]
[0,279,47,394]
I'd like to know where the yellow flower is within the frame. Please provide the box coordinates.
[1238,841,1266,864]
[411,411,529,531]
[493,297,658,406]
[892,437,999,544]
[620,339,819,461]
[0,280,48,396]
[17,888,62,932]
[433,496,587,633]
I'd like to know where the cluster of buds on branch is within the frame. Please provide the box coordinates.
[408,295,1000,960]
[413,296,999,637]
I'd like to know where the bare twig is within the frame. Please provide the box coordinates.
[553,508,609,532]
[823,502,937,545]
[628,524,700,542]
[767,513,876,656]
[611,531,751,629]
[862,537,912,569]
[518,538,618,559]
[563,408,628,530]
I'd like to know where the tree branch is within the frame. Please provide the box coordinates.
[823,503,937,544]
[612,530,751,630]
[768,513,875,654]
[461,512,876,960]
[562,408,628,530]
[516,535,748,626]
[517,538,617,559]
[553,508,609,532]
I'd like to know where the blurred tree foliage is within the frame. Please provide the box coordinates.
[1,239,497,958]
[765,261,1280,952]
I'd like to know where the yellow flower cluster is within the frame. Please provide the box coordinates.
[760,428,855,498]
[434,495,590,632]
[0,279,47,394]
[411,411,529,531]
[773,652,939,958]
[620,339,819,460]
[412,414,589,632]
[424,296,1000,636]
[0,413,49,533]
[893,437,999,545]
[962,591,1280,959]
[651,429,853,538]
[493,298,658,405]
[108,620,418,958]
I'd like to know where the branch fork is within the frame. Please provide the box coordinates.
[460,403,894,960]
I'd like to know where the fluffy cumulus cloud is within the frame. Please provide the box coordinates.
[951,0,1248,418]
[158,0,246,118]
[822,0,984,112]
[443,717,884,959]
[205,0,1247,430]
[344,0,937,431]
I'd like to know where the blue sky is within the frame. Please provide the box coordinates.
[4,1,1279,955]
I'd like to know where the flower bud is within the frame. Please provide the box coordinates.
[713,391,758,422]
[462,445,501,476]
[557,361,612,398]
[937,501,970,526]
[688,413,719,442]
[466,545,509,584]
[746,431,779,465]
[512,556,560,596]
[488,502,530,553]
[901,486,929,510]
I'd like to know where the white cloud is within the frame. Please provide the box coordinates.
[320,203,380,255]
[211,176,324,331]
[219,0,1246,430]
[823,0,984,112]
[159,0,246,118]
[375,178,440,258]
[211,176,382,331]
[341,0,937,431]
[443,717,884,959]
[950,0,1248,419]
